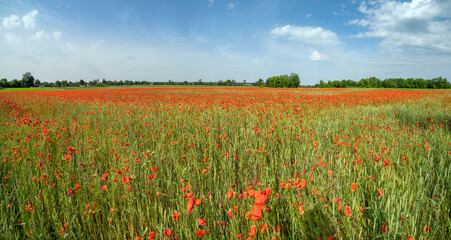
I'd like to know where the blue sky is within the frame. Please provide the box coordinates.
[1,0,451,85]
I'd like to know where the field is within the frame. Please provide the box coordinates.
[0,87,450,239]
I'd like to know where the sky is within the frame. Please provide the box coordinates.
[1,0,451,85]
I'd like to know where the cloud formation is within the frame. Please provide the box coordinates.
[309,51,325,61]
[31,30,49,40]
[270,25,340,46]
[350,0,451,53]
[22,10,38,29]
[227,2,239,10]
[2,15,21,29]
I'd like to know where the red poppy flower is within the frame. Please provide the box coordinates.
[173,211,180,221]
[248,225,257,237]
[164,228,172,237]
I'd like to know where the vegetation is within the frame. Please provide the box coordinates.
[264,73,300,88]
[316,76,451,89]
[1,87,449,239]
[0,73,251,89]
[1,72,450,90]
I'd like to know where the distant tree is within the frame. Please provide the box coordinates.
[265,73,300,88]
[10,79,21,87]
[395,78,405,88]
[289,73,300,88]
[358,77,380,88]
[330,80,342,88]
[443,78,451,89]
[255,78,264,87]
[34,79,41,86]
[224,79,236,86]
[79,79,85,86]
[381,78,396,88]
[21,72,35,87]
[432,77,451,89]
[413,78,426,89]
[317,80,324,88]
[345,80,357,87]
[61,80,68,87]
[0,78,9,88]
[405,78,414,88]
[55,80,61,87]
[368,77,380,88]
[317,77,448,89]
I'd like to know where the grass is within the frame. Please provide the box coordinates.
[0,87,449,239]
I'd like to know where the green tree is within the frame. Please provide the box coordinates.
[21,72,35,87]
[289,73,300,88]
[265,73,300,88]
[413,78,426,89]
[255,78,264,87]
[0,78,9,88]
[358,77,380,88]
[318,80,328,88]
[10,79,21,87]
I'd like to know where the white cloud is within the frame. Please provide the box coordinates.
[305,13,312,18]
[31,30,49,40]
[227,2,239,10]
[208,0,214,7]
[22,10,38,29]
[309,50,326,61]
[350,0,451,52]
[2,15,21,29]
[270,25,340,46]
[348,18,369,27]
[53,31,62,40]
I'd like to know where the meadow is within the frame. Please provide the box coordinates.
[0,87,449,239]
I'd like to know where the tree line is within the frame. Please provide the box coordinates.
[0,73,253,88]
[315,77,451,89]
[253,73,300,88]
[1,72,450,89]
